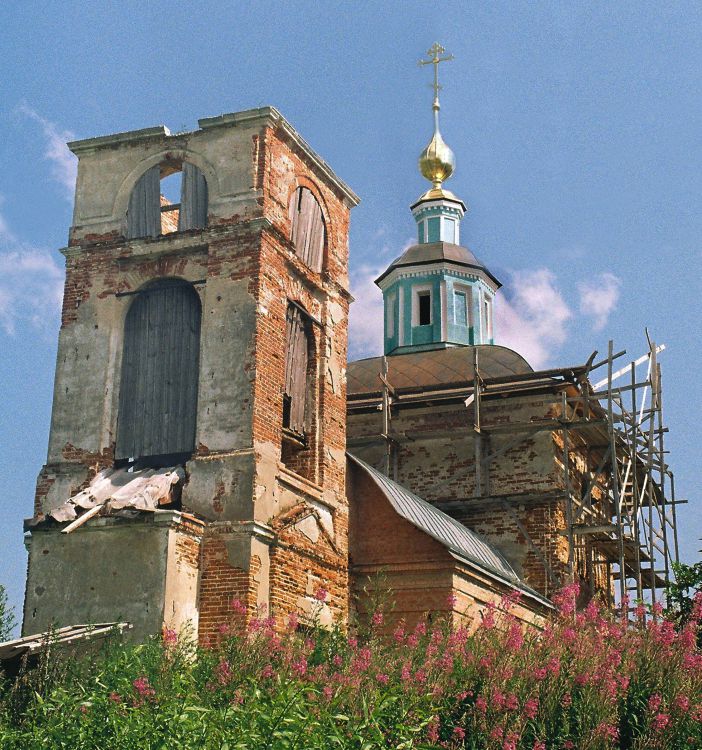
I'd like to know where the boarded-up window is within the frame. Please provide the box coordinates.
[283,303,310,436]
[178,162,208,231]
[289,187,325,272]
[127,166,160,239]
[127,162,208,239]
[116,279,201,462]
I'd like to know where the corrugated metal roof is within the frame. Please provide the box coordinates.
[348,453,519,583]
[347,345,532,396]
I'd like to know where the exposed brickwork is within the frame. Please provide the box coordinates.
[347,386,613,603]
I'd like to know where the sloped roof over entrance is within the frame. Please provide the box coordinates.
[348,453,518,582]
[347,345,532,397]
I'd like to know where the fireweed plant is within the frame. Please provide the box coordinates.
[1,584,701,749]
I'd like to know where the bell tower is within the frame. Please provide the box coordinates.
[376,44,501,356]
[23,108,358,641]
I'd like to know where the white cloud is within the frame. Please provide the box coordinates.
[577,272,622,332]
[0,208,64,336]
[348,233,412,361]
[348,261,385,360]
[17,104,77,200]
[495,269,573,369]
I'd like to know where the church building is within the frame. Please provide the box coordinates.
[22,47,668,642]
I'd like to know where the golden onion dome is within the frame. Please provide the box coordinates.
[419,127,455,187]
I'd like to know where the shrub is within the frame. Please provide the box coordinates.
[1,586,701,749]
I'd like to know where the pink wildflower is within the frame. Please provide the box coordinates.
[427,717,440,743]
[216,659,233,685]
[261,664,275,679]
[287,611,299,630]
[230,598,247,615]
[648,693,663,712]
[162,627,177,645]
[561,692,572,707]
[108,692,122,704]
[371,611,384,626]
[506,622,524,651]
[652,713,670,731]
[475,695,487,714]
[596,723,619,741]
[534,667,548,680]
[533,742,546,750]
[292,658,307,677]
[314,587,328,602]
[453,726,466,741]
[407,634,419,648]
[332,654,343,667]
[524,697,539,719]
[376,672,389,685]
[504,693,519,710]
[489,726,503,742]
[132,676,155,699]
[446,593,458,608]
[79,705,88,715]
[322,685,333,701]
[675,695,691,712]
[218,623,230,635]
[393,625,405,643]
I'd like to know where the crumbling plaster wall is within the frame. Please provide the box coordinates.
[24,513,201,640]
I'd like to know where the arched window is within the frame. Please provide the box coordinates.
[288,186,325,272]
[126,161,208,239]
[116,278,201,465]
[283,302,312,437]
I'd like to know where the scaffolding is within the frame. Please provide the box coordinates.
[358,335,682,610]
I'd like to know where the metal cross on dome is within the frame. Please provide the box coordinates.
[419,42,454,105]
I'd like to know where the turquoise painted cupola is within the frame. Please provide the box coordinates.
[376,43,501,356]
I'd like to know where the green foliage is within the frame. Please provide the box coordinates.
[0,584,15,643]
[1,588,701,749]
[667,560,702,631]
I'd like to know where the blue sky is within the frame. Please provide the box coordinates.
[0,2,700,624]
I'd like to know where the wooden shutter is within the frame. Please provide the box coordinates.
[283,304,309,435]
[289,187,325,272]
[126,166,160,239]
[178,162,208,231]
[116,279,201,461]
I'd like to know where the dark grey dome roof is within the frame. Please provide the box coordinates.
[375,241,501,288]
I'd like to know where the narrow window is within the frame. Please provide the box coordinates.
[418,220,426,243]
[443,217,456,244]
[289,187,325,272]
[418,291,431,326]
[386,292,395,338]
[485,297,493,339]
[283,303,311,437]
[454,291,468,326]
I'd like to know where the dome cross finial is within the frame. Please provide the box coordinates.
[417,43,456,195]
[419,42,454,113]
